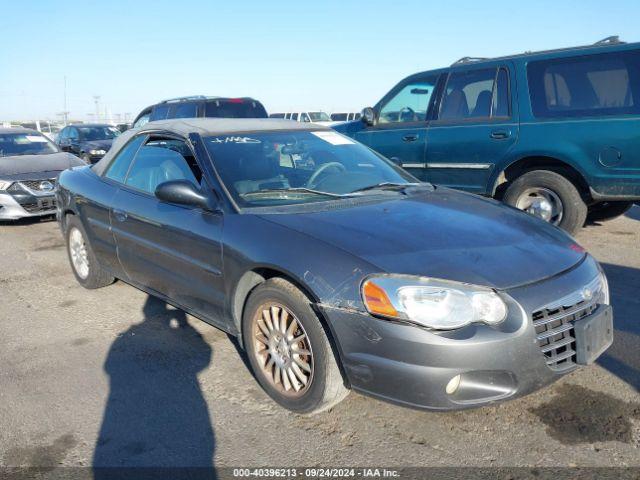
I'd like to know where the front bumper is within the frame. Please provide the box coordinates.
[321,255,610,410]
[0,192,57,220]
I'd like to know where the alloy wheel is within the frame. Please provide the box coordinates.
[252,303,314,396]
[515,187,564,225]
[69,227,90,279]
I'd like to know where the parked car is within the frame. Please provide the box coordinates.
[132,95,268,128]
[334,36,640,234]
[330,112,361,122]
[57,124,121,164]
[269,111,336,126]
[0,128,85,220]
[56,118,613,414]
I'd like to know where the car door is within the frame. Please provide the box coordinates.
[84,134,148,275]
[67,127,82,156]
[110,134,226,326]
[353,73,440,181]
[425,65,519,194]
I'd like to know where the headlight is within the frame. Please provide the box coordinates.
[599,270,610,305]
[0,180,13,191]
[89,149,106,156]
[362,275,508,330]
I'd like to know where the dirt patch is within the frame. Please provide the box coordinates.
[3,433,77,468]
[530,384,640,445]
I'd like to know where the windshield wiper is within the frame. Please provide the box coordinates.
[242,187,352,198]
[351,182,422,194]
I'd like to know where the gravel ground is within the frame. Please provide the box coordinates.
[0,207,638,474]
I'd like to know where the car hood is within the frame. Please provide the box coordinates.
[259,188,585,290]
[82,139,113,151]
[0,152,85,177]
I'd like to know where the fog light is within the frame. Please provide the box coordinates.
[446,374,461,395]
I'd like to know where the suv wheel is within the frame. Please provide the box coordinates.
[587,201,634,223]
[242,277,348,414]
[65,215,114,289]
[503,170,587,235]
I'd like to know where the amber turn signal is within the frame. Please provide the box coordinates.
[363,279,398,317]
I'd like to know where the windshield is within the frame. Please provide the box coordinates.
[205,130,416,207]
[308,112,331,122]
[78,126,120,141]
[0,132,58,157]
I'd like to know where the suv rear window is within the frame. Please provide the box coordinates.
[170,102,199,119]
[204,100,268,118]
[527,50,640,118]
[150,105,170,121]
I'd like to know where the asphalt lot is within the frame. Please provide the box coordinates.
[0,207,638,472]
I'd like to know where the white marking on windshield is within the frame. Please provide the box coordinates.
[210,136,261,144]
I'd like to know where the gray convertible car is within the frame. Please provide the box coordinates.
[0,128,85,220]
[56,119,613,414]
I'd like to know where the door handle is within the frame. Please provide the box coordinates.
[490,130,511,139]
[402,134,419,142]
[113,209,128,222]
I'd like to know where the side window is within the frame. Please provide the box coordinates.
[68,128,79,140]
[170,102,198,119]
[291,113,299,121]
[104,135,146,183]
[124,138,203,197]
[528,50,640,118]
[439,68,497,120]
[378,75,438,124]
[58,128,68,141]
[300,113,310,122]
[150,105,170,121]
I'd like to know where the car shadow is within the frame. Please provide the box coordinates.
[0,214,56,226]
[597,263,640,392]
[93,296,217,479]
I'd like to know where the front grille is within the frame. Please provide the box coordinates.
[18,179,56,192]
[532,275,604,371]
[22,197,56,213]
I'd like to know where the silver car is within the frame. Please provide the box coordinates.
[0,128,85,220]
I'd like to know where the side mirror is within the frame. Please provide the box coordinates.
[155,180,217,211]
[361,107,375,126]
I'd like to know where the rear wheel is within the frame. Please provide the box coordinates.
[587,201,634,223]
[503,170,587,235]
[65,215,114,289]
[242,277,348,414]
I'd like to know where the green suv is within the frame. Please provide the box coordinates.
[334,36,640,234]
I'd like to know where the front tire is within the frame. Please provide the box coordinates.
[65,215,114,289]
[587,201,634,223]
[503,170,587,235]
[242,277,348,414]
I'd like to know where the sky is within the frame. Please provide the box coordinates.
[1,0,639,122]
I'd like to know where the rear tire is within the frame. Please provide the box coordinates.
[65,215,114,289]
[503,170,587,235]
[587,201,633,223]
[242,277,348,414]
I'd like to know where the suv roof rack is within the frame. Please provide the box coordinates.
[159,95,208,104]
[594,35,624,45]
[450,36,627,67]
[451,56,489,66]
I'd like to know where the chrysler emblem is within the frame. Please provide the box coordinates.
[39,181,54,192]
